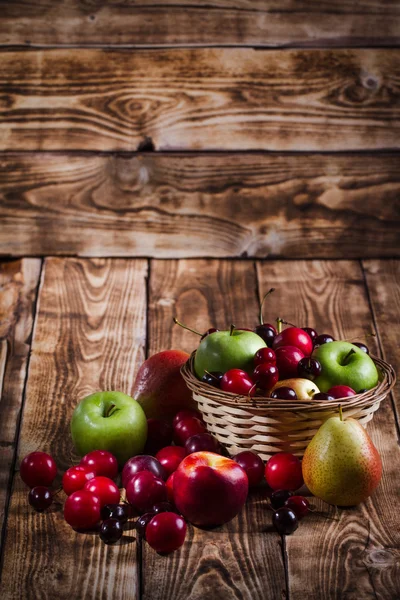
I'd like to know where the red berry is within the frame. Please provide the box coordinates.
[126,471,167,514]
[20,451,57,488]
[155,446,186,478]
[285,495,310,520]
[83,476,120,508]
[28,486,52,512]
[64,490,101,530]
[273,327,313,356]
[173,410,203,428]
[144,419,173,455]
[220,369,255,397]
[234,451,264,487]
[80,450,118,480]
[173,417,206,446]
[122,455,167,488]
[146,512,187,554]
[63,465,96,496]
[253,363,279,391]
[254,347,276,366]
[265,453,304,491]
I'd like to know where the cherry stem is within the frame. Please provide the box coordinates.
[339,404,343,421]
[280,319,297,328]
[343,349,356,364]
[276,317,284,334]
[259,288,275,325]
[204,370,219,381]
[173,317,202,337]
[230,324,235,336]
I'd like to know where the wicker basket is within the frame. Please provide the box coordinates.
[181,352,396,460]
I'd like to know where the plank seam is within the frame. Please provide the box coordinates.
[1,44,400,51]
[0,257,44,579]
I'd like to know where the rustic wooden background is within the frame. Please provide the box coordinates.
[0,2,399,599]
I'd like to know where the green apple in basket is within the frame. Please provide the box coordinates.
[313,341,379,393]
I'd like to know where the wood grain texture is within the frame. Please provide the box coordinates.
[0,259,41,541]
[256,260,400,600]
[362,259,400,422]
[1,152,399,259]
[0,1,399,47]
[1,48,399,151]
[144,259,286,600]
[0,258,147,600]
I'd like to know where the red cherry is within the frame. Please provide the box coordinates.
[327,385,356,399]
[254,347,276,366]
[83,476,120,508]
[173,410,203,428]
[265,452,304,491]
[155,446,186,478]
[275,346,305,379]
[173,417,206,446]
[144,419,173,455]
[253,363,279,391]
[185,433,220,455]
[234,451,264,487]
[166,473,175,503]
[122,455,167,488]
[20,451,57,489]
[220,369,255,397]
[285,495,310,520]
[273,327,313,356]
[64,490,101,530]
[146,512,187,554]
[126,471,167,513]
[80,450,118,480]
[62,465,96,496]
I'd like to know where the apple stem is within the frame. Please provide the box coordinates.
[342,349,356,364]
[339,404,343,421]
[259,288,275,325]
[230,324,236,336]
[173,317,202,337]
[105,403,118,418]
[276,317,284,334]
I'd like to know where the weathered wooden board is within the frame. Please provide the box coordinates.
[1,1,399,48]
[257,260,400,600]
[143,259,286,600]
[1,48,399,151]
[0,258,147,600]
[1,152,399,259]
[363,259,400,421]
[0,259,41,541]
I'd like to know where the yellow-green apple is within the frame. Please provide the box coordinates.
[71,391,147,467]
[313,341,379,393]
[133,350,196,421]
[271,378,320,400]
[302,410,382,506]
[194,329,266,379]
[173,451,248,527]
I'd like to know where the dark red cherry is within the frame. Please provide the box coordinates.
[200,328,219,340]
[253,364,279,391]
[254,347,276,366]
[354,342,369,354]
[297,357,322,380]
[270,387,297,400]
[302,327,318,342]
[313,392,335,401]
[254,324,277,348]
[314,333,335,347]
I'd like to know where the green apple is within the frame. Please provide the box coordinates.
[313,341,379,393]
[271,378,320,400]
[194,329,266,379]
[71,391,147,467]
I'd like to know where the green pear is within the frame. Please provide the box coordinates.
[302,410,382,506]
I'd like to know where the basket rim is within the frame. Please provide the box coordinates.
[181,350,396,412]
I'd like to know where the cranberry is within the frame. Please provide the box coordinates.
[220,369,255,396]
[126,471,167,513]
[253,363,279,391]
[62,465,95,496]
[173,417,206,446]
[155,446,186,478]
[275,346,305,379]
[265,453,304,491]
[20,451,57,489]
[122,455,167,488]
[80,450,118,480]
[144,419,173,455]
[185,433,220,455]
[254,347,276,366]
[273,327,313,356]
[234,451,264,487]
[146,512,187,554]
[64,490,101,530]
[28,486,52,512]
[83,476,120,508]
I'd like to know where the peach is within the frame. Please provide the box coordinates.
[173,451,248,527]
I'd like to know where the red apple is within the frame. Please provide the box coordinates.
[132,350,196,422]
[173,451,248,527]
[273,327,313,356]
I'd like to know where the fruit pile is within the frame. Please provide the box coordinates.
[176,289,379,400]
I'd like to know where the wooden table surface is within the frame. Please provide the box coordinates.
[0,257,399,600]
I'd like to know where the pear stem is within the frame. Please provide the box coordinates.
[173,317,202,337]
[259,288,275,325]
[342,349,356,364]
[339,404,343,421]
[230,324,235,336]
